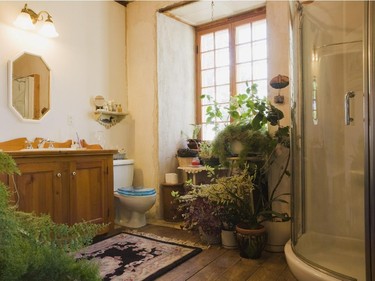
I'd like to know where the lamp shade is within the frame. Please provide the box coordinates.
[38,20,59,38]
[14,11,35,30]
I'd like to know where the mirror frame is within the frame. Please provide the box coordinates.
[7,51,51,122]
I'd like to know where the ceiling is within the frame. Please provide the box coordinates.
[162,1,266,26]
[116,1,266,26]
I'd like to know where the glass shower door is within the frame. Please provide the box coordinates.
[292,1,366,280]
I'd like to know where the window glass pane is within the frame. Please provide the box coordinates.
[252,19,266,41]
[216,66,229,85]
[202,69,215,87]
[236,43,252,63]
[236,82,248,95]
[201,51,214,70]
[201,87,215,105]
[204,122,228,141]
[217,103,230,121]
[253,60,267,80]
[198,14,267,141]
[215,29,229,48]
[253,40,267,60]
[236,63,252,82]
[236,23,251,44]
[201,33,214,52]
[202,123,216,141]
[215,48,229,67]
[254,79,268,98]
[216,85,230,103]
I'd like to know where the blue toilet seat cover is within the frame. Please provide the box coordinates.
[117,187,156,196]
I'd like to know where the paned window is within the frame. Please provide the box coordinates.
[196,9,267,140]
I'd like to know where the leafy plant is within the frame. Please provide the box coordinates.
[190,124,202,139]
[202,82,291,221]
[202,83,285,131]
[172,183,221,237]
[207,166,289,230]
[0,152,103,281]
[211,124,274,167]
[198,141,221,167]
[198,141,213,159]
[202,83,289,166]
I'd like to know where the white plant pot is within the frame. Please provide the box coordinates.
[263,220,291,253]
[221,229,238,249]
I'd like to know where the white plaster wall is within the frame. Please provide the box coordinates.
[126,1,174,218]
[0,1,128,151]
[266,1,291,216]
[157,13,195,218]
[267,1,290,129]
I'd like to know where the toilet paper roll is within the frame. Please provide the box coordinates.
[165,173,178,184]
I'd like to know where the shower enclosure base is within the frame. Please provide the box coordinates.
[285,232,365,281]
[285,240,342,281]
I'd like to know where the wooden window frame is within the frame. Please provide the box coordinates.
[195,7,267,140]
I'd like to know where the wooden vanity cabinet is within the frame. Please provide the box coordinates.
[4,150,115,233]
[9,161,67,224]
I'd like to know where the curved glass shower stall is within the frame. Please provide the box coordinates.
[288,1,369,280]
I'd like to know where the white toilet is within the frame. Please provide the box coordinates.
[113,159,156,228]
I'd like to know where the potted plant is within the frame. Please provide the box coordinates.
[0,152,104,280]
[184,124,202,149]
[198,141,220,167]
[205,166,268,258]
[172,183,222,245]
[203,82,291,253]
[211,124,274,167]
[261,143,291,252]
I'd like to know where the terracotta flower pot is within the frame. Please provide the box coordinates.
[235,224,267,259]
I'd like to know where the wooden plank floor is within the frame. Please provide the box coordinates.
[116,224,298,281]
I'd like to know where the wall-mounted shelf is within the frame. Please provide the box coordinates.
[93,110,128,129]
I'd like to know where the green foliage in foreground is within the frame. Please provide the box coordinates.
[0,152,103,281]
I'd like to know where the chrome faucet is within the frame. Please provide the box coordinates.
[24,140,33,149]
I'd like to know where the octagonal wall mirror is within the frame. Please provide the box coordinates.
[8,52,50,121]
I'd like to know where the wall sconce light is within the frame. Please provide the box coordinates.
[14,3,59,38]
[270,74,289,104]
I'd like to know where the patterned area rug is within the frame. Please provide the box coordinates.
[75,232,202,281]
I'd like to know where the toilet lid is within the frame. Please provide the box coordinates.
[117,187,156,196]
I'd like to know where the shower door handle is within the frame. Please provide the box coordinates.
[345,91,355,125]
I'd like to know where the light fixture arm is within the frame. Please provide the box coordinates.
[21,3,55,24]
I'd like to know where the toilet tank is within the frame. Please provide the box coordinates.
[113,159,134,191]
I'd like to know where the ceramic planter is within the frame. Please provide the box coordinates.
[263,220,291,253]
[235,224,267,259]
[221,229,238,249]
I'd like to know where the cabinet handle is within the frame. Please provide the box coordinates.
[72,171,77,176]
[56,173,62,178]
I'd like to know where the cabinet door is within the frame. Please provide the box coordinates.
[69,158,108,226]
[10,161,68,223]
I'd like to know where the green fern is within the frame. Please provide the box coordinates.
[0,152,103,281]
